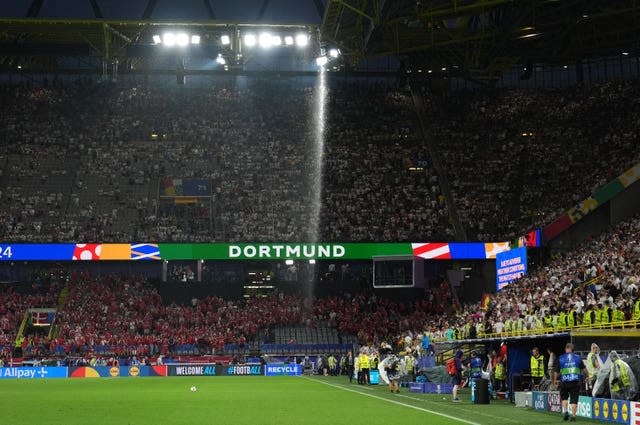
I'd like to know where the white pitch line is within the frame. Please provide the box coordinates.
[303,378,481,425]
[396,394,520,424]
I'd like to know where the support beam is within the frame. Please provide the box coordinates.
[256,0,271,21]
[26,0,46,18]
[203,0,216,20]
[142,0,158,20]
[89,0,104,19]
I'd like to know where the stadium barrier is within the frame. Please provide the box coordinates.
[433,319,640,343]
[0,366,67,379]
[167,364,263,376]
[264,364,303,376]
[69,366,167,378]
[532,392,637,424]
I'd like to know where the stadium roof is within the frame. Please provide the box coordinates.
[1,1,639,77]
[322,0,640,77]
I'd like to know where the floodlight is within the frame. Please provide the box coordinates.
[259,33,273,48]
[284,36,294,46]
[271,35,282,46]
[295,33,309,47]
[285,260,294,265]
[163,33,176,47]
[176,33,189,47]
[191,35,201,45]
[316,56,328,66]
[221,35,231,45]
[309,259,316,264]
[152,35,161,44]
[329,48,339,58]
[216,55,226,65]
[244,34,256,47]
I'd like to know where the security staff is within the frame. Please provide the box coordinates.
[359,351,370,385]
[609,351,631,400]
[633,298,640,322]
[553,343,587,422]
[530,347,545,388]
[583,306,594,327]
[346,351,354,383]
[585,343,602,391]
[494,356,506,392]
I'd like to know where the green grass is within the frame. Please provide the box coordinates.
[0,375,603,424]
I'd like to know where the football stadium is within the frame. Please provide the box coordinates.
[1,1,640,424]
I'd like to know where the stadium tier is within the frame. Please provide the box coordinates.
[2,2,640,424]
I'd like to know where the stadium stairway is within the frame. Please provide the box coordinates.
[408,85,468,241]
[48,284,69,339]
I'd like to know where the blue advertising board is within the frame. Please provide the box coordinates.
[264,364,303,376]
[369,370,379,385]
[593,398,630,424]
[496,247,527,291]
[0,367,68,379]
[532,392,548,411]
[424,383,453,394]
[409,382,425,393]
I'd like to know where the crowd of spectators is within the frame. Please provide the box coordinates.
[422,81,640,241]
[0,78,450,243]
[430,215,640,341]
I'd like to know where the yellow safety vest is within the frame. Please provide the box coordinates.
[359,355,369,369]
[611,359,630,392]
[613,309,625,322]
[495,362,506,380]
[594,309,603,324]
[602,308,612,323]
[566,311,575,328]
[544,316,552,328]
[530,355,545,378]
[558,313,567,329]
[406,356,415,372]
[583,310,592,326]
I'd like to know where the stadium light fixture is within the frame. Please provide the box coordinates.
[316,56,328,67]
[176,33,189,47]
[285,260,294,265]
[216,54,226,65]
[152,35,161,44]
[309,259,316,264]
[163,33,176,47]
[259,33,273,48]
[329,48,340,58]
[191,35,201,45]
[295,33,309,47]
[622,52,630,56]
[284,36,294,46]
[441,67,446,71]
[271,35,282,46]
[244,34,256,47]
[221,35,231,45]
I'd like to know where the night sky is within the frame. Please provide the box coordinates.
[0,0,323,23]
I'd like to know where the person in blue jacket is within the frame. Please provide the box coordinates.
[553,343,587,422]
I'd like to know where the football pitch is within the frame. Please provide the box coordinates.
[0,375,603,425]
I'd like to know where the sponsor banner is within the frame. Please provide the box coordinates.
[547,392,562,413]
[167,364,263,377]
[496,247,527,291]
[408,382,425,393]
[0,367,67,379]
[577,396,593,419]
[0,242,511,262]
[264,364,303,376]
[594,398,630,424]
[532,392,548,411]
[631,401,640,425]
[424,383,453,394]
[69,366,167,378]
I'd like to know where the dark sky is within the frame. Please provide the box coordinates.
[0,0,323,23]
